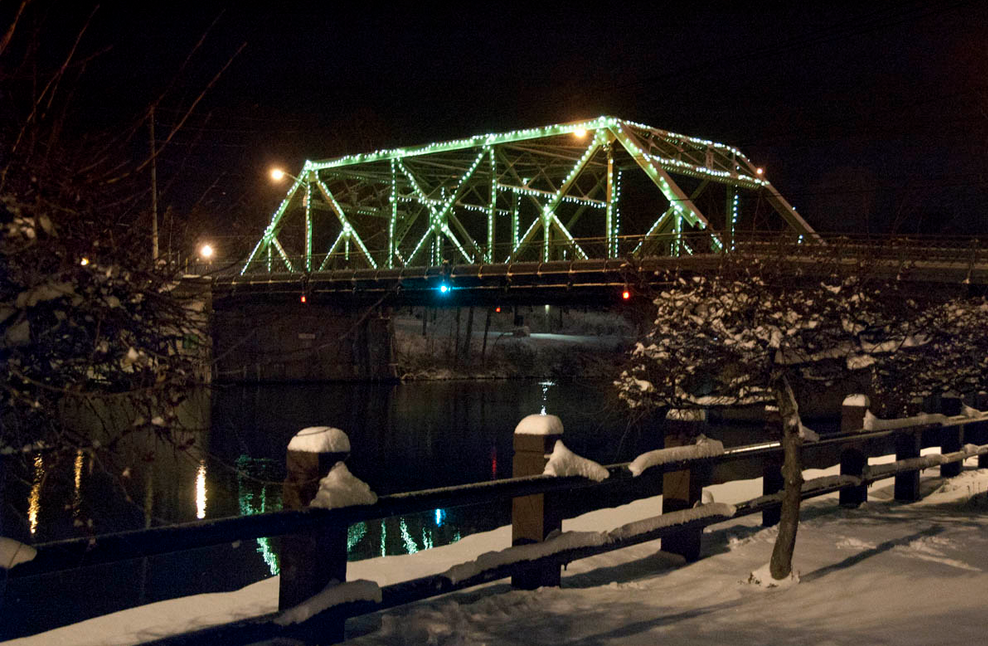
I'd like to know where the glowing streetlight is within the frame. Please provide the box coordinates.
[199,243,215,260]
[80,257,90,266]
[755,167,764,176]
[573,128,587,138]
[270,168,287,182]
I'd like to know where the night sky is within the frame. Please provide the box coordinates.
[22,1,988,248]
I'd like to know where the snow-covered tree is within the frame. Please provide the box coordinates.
[616,251,988,580]
[0,5,209,508]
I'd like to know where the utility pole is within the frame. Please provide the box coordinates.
[149,106,159,262]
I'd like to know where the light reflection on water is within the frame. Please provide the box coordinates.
[195,460,207,520]
[28,454,43,535]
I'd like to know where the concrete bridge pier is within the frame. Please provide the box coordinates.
[211,300,397,382]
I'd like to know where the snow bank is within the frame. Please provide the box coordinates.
[309,463,378,509]
[543,441,609,482]
[628,435,724,477]
[274,579,381,626]
[863,411,947,431]
[0,537,36,570]
[514,413,563,436]
[288,427,350,454]
[607,503,736,542]
[744,562,800,589]
[843,394,870,408]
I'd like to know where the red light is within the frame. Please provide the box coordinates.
[300,295,307,303]
[622,290,630,300]
[495,306,501,313]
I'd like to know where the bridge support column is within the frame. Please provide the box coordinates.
[511,415,563,589]
[280,428,350,643]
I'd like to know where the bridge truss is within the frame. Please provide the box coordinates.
[241,116,817,276]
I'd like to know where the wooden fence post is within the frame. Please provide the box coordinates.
[839,395,868,508]
[894,431,922,502]
[939,394,963,478]
[661,414,706,562]
[762,456,784,527]
[280,427,350,643]
[978,392,988,470]
[511,414,563,589]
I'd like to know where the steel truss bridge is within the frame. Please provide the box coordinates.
[240,116,818,278]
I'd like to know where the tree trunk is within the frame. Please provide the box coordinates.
[769,375,804,580]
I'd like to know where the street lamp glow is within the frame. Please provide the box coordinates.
[755,167,764,176]
[573,128,587,138]
[199,243,215,259]
[80,257,90,266]
[270,168,286,181]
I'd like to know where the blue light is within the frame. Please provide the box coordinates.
[439,283,450,294]
[435,508,446,526]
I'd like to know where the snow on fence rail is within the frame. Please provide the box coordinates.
[8,400,988,645]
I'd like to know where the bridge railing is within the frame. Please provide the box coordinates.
[238,231,988,276]
[10,396,988,644]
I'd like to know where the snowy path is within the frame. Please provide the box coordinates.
[8,460,988,645]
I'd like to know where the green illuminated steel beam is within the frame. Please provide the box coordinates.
[508,134,602,262]
[609,122,710,230]
[304,183,313,272]
[313,179,378,269]
[271,236,294,272]
[240,173,305,275]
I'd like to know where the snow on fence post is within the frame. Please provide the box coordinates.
[661,410,708,562]
[280,427,351,642]
[511,414,564,589]
[839,396,868,508]
[939,394,964,479]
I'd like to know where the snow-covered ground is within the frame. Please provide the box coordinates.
[9,455,988,645]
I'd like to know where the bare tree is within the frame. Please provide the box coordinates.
[616,247,988,580]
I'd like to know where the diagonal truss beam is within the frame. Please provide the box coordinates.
[240,174,306,275]
[507,135,601,262]
[314,178,378,269]
[609,123,711,230]
[397,151,486,265]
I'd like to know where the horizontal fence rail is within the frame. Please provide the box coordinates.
[11,403,988,645]
[11,410,988,579]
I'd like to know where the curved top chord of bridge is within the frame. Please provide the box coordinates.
[241,116,812,273]
[231,116,988,301]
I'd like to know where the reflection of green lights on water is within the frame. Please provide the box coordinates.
[539,380,556,415]
[422,527,433,550]
[380,520,387,557]
[348,522,367,551]
[400,518,418,554]
[236,455,282,576]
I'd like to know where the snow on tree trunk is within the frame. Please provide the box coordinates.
[770,375,804,581]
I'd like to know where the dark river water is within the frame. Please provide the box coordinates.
[1,379,785,639]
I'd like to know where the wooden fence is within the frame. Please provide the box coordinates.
[9,395,988,644]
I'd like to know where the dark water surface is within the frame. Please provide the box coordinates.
[1,379,777,639]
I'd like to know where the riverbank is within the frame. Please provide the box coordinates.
[393,307,635,380]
